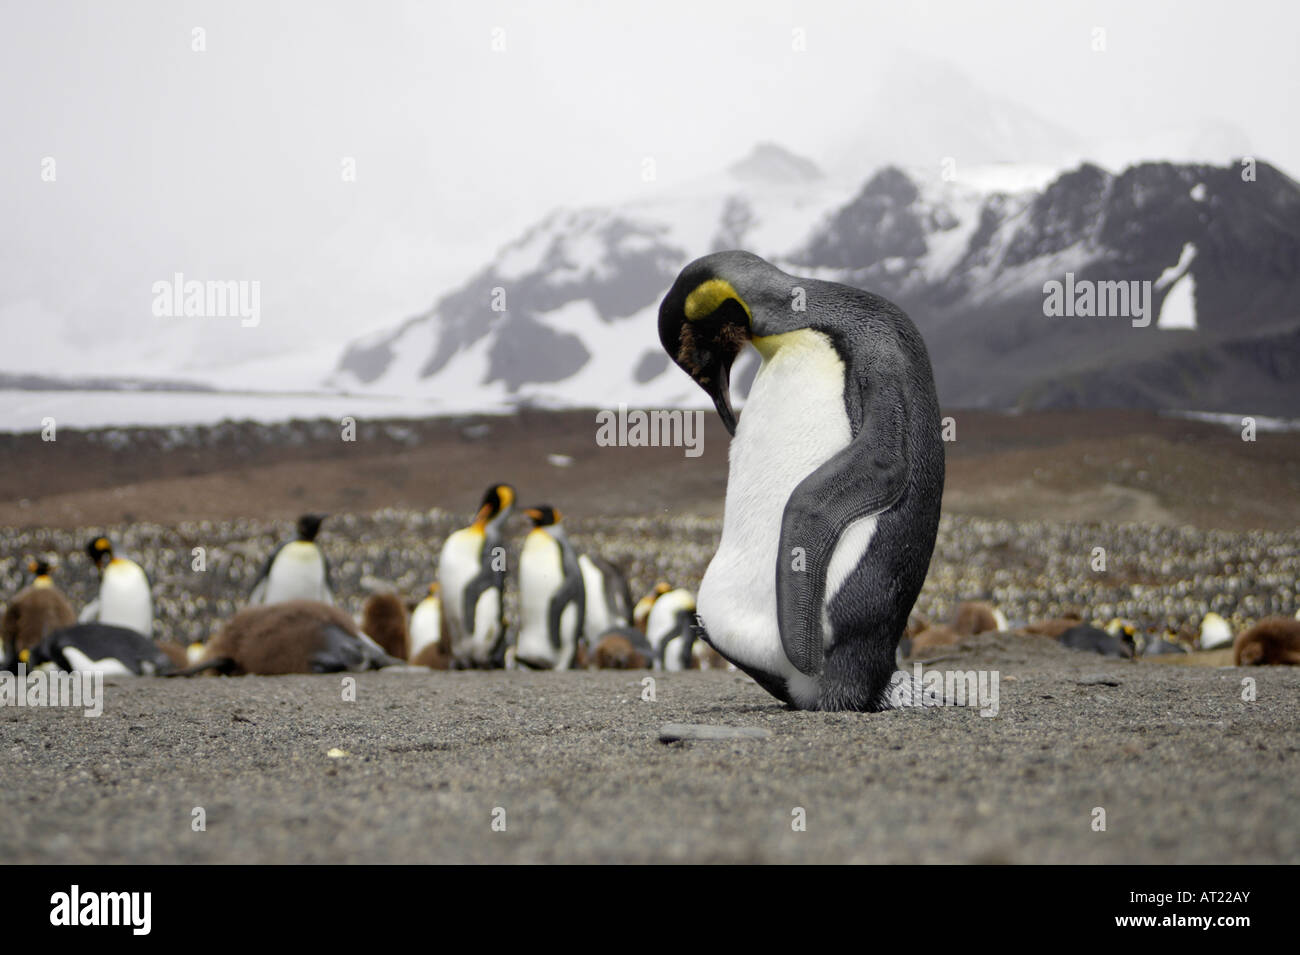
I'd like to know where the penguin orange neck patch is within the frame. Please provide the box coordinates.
[684,279,752,323]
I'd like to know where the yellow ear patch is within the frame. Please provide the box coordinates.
[684,279,751,322]
[496,485,514,509]
[18,649,30,663]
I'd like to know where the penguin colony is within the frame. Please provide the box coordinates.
[2,511,1296,684]
[3,253,1299,695]
[0,495,730,677]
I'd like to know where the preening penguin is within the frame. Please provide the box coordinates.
[190,600,403,675]
[515,506,586,670]
[248,514,332,606]
[80,537,153,637]
[2,560,76,667]
[659,250,945,710]
[25,623,176,676]
[438,484,514,668]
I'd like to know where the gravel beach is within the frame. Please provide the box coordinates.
[3,636,1297,864]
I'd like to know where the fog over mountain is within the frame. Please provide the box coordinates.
[3,1,1297,428]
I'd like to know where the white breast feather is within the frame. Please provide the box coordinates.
[698,331,877,699]
[438,528,484,645]
[96,560,153,637]
[264,542,329,605]
[516,530,565,667]
[409,596,443,659]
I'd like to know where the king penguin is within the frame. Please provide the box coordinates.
[659,250,945,711]
[408,583,453,669]
[643,586,699,672]
[2,559,76,668]
[248,514,332,606]
[438,484,514,668]
[80,537,154,638]
[24,623,176,676]
[579,553,634,644]
[515,505,586,670]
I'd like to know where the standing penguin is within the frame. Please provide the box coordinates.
[659,250,944,711]
[579,553,634,644]
[438,484,514,667]
[2,559,76,667]
[408,583,452,669]
[515,506,585,670]
[81,537,154,637]
[248,514,332,606]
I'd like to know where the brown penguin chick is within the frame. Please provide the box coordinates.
[2,560,76,660]
[1234,617,1300,666]
[156,641,192,669]
[953,601,1004,637]
[1020,615,1084,639]
[411,642,452,669]
[909,624,961,654]
[590,633,650,669]
[195,600,400,675]
[905,611,931,639]
[361,592,409,660]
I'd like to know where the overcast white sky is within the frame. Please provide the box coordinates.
[2,0,1296,380]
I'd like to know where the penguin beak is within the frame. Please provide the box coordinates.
[691,347,739,437]
[711,373,738,437]
[666,313,747,438]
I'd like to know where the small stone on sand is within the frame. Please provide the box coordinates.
[658,723,772,742]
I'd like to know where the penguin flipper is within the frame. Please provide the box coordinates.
[321,552,335,605]
[547,541,586,652]
[311,625,402,672]
[776,390,909,677]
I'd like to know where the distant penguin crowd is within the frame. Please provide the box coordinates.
[1,487,733,679]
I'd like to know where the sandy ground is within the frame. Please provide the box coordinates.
[2,636,1296,864]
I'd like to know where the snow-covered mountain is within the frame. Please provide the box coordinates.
[330,144,855,412]
[335,147,1300,417]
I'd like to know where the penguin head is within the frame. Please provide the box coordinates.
[474,484,515,526]
[28,558,52,581]
[523,505,561,528]
[659,251,796,435]
[296,513,327,542]
[86,536,113,570]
